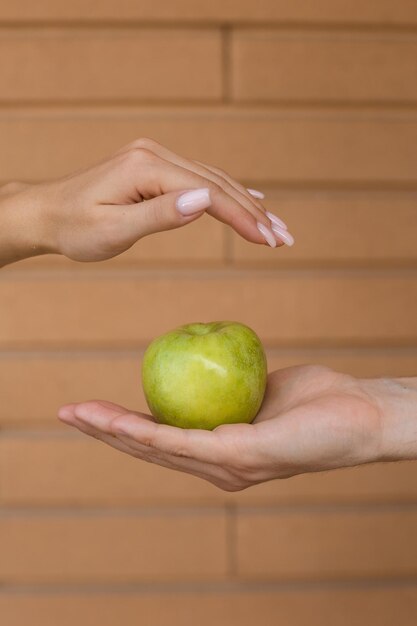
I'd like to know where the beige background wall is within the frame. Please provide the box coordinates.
[1,2,417,624]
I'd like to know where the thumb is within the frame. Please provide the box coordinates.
[121,187,211,239]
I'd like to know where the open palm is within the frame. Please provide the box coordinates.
[58,365,383,491]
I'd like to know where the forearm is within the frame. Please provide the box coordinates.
[0,183,51,267]
[366,376,417,462]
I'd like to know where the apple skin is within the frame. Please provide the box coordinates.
[142,321,267,430]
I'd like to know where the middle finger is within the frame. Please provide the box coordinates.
[120,139,275,232]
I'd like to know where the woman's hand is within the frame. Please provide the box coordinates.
[0,138,293,267]
[58,366,417,491]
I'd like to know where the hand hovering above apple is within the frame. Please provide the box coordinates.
[58,361,409,492]
[0,137,295,269]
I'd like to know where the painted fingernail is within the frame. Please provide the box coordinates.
[271,224,295,247]
[266,211,288,231]
[247,188,265,200]
[257,222,277,248]
[176,188,211,215]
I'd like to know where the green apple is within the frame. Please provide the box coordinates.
[142,321,267,430]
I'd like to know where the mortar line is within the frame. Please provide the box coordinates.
[1,345,417,359]
[226,501,238,578]
[1,577,417,596]
[221,24,232,103]
[0,20,417,33]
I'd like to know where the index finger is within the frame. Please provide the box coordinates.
[111,413,231,465]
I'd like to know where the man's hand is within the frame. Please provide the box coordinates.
[58,366,417,492]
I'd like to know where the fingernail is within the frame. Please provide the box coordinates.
[176,188,211,215]
[271,224,295,247]
[257,222,277,248]
[266,211,288,231]
[248,188,265,200]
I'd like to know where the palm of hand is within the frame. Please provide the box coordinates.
[247,365,381,483]
[59,366,382,492]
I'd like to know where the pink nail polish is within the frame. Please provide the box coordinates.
[271,224,295,247]
[266,211,288,231]
[176,188,211,215]
[248,188,265,200]
[257,222,277,248]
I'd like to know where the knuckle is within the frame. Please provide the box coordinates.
[131,137,158,151]
[141,434,156,449]
[207,180,223,197]
[169,445,189,459]
[73,400,101,421]
[134,147,155,162]
[124,147,158,167]
[169,431,192,458]
[109,415,128,435]
[129,146,152,161]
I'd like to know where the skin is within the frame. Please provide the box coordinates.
[142,322,267,430]
[59,366,417,492]
[0,137,283,269]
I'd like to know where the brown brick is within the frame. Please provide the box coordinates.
[0,436,223,506]
[0,512,228,583]
[0,353,147,424]
[237,510,417,580]
[232,190,417,267]
[232,30,417,103]
[266,349,417,378]
[1,587,417,626]
[1,109,417,184]
[1,349,415,426]
[234,462,417,506]
[0,274,416,349]
[0,1,415,25]
[1,436,416,507]
[0,28,222,102]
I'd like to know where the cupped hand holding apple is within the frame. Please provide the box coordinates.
[58,353,417,491]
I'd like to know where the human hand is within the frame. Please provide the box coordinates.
[58,366,417,491]
[0,138,293,267]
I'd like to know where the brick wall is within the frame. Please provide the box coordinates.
[1,2,417,624]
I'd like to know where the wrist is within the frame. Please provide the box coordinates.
[364,376,417,462]
[0,182,56,267]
